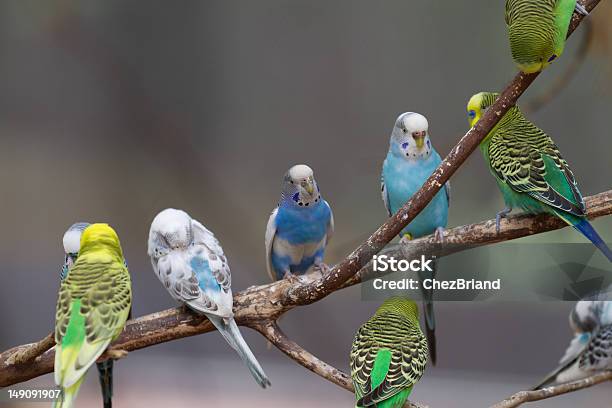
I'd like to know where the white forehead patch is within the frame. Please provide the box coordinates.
[288,164,313,180]
[63,229,83,254]
[151,208,192,233]
[398,112,428,133]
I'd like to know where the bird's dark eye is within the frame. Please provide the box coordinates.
[402,128,407,134]
[548,54,557,62]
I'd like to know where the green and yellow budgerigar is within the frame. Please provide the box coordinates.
[53,224,132,408]
[505,0,588,73]
[467,92,612,262]
[350,298,428,408]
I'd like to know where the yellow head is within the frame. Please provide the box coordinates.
[79,223,123,259]
[466,92,499,128]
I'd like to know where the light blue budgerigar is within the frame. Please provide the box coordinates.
[533,288,612,389]
[381,112,450,240]
[265,164,334,281]
[148,209,271,388]
[381,112,450,365]
[61,222,118,408]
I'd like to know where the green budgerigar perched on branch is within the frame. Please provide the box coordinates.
[53,224,132,408]
[505,0,588,73]
[467,92,612,262]
[350,298,428,408]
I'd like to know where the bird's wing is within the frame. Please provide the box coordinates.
[324,200,334,244]
[560,332,591,365]
[381,175,392,217]
[264,208,278,282]
[191,219,231,293]
[488,120,585,216]
[578,324,612,371]
[54,259,131,387]
[350,324,377,401]
[353,318,428,406]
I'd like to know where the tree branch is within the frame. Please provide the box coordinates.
[283,0,599,306]
[490,372,612,408]
[2,189,609,388]
[0,3,603,408]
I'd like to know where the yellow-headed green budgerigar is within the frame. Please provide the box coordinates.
[467,92,612,262]
[505,0,588,73]
[61,222,127,408]
[350,298,428,408]
[54,224,132,408]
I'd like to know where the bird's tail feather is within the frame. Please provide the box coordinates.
[96,360,113,408]
[208,315,271,388]
[418,261,437,365]
[572,219,612,262]
[530,355,578,390]
[52,376,84,408]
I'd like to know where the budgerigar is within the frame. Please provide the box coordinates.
[148,208,271,388]
[505,0,588,73]
[54,224,132,408]
[265,164,334,281]
[61,223,117,408]
[350,298,428,408]
[381,112,450,364]
[533,291,612,389]
[467,92,612,262]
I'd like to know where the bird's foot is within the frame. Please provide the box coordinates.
[495,207,512,234]
[283,271,301,284]
[106,349,128,360]
[399,233,413,246]
[434,227,446,244]
[575,2,589,16]
[313,262,331,279]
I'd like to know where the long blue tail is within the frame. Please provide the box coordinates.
[574,219,612,262]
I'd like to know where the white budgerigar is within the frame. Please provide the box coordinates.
[147,208,270,388]
[533,289,612,389]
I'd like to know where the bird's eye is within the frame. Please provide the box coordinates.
[401,142,409,149]
[402,128,407,134]
[548,54,557,62]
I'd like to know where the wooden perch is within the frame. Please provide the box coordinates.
[0,2,605,407]
[490,371,612,408]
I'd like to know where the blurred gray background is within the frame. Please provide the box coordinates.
[1,1,611,407]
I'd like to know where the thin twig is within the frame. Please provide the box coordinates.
[490,371,612,408]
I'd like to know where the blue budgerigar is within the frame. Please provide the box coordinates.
[61,222,118,408]
[381,112,450,365]
[265,164,334,281]
[148,209,271,388]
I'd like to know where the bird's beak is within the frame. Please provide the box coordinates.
[412,131,426,149]
[304,181,314,195]
[300,179,314,196]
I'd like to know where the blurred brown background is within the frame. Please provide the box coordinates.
[1,1,611,406]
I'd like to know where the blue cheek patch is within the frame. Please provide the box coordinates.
[468,110,476,119]
[427,140,431,148]
[548,54,557,62]
[292,192,300,202]
[401,142,409,149]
